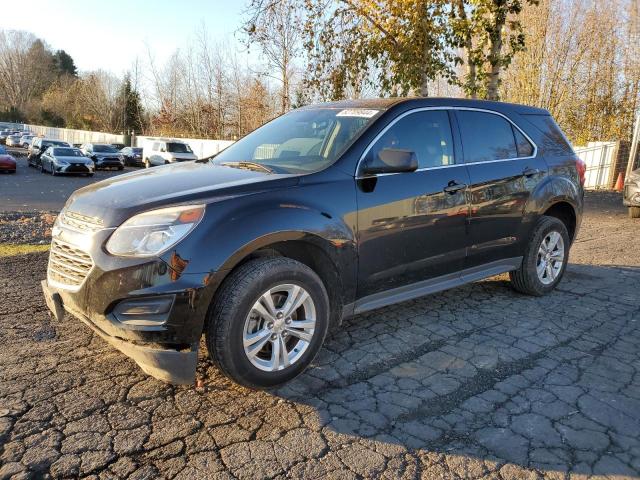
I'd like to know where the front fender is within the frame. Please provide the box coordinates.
[157,176,358,300]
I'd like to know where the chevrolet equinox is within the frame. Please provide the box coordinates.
[42,98,585,388]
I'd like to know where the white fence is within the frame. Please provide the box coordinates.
[18,123,235,160]
[23,124,125,146]
[574,141,618,189]
[134,136,234,159]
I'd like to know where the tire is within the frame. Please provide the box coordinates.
[629,207,640,218]
[51,167,56,176]
[206,257,330,389]
[144,159,150,168]
[39,162,44,173]
[88,173,94,177]
[509,216,570,296]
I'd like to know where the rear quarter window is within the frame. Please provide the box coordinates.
[522,114,573,156]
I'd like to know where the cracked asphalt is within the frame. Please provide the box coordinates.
[1,191,639,479]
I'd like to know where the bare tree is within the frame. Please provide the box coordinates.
[244,0,301,113]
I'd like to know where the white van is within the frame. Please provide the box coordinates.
[143,140,198,168]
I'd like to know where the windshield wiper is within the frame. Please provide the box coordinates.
[218,161,275,174]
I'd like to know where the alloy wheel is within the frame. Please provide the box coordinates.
[242,283,316,372]
[536,230,565,285]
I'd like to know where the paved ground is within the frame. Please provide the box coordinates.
[1,192,639,479]
[0,148,138,211]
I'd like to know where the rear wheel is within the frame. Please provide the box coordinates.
[510,216,570,296]
[206,257,330,389]
[629,207,640,218]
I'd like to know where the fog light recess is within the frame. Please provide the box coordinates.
[113,296,175,326]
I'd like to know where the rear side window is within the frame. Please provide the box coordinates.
[456,110,518,163]
[368,110,455,169]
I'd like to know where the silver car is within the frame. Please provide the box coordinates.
[5,134,22,147]
[20,135,35,148]
[40,146,95,176]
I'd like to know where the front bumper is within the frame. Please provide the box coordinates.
[55,163,94,174]
[42,280,198,383]
[623,182,640,207]
[41,223,225,384]
[95,158,123,169]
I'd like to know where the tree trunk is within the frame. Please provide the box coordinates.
[454,0,477,99]
[486,6,505,101]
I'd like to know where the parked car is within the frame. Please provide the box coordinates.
[80,143,124,170]
[111,143,126,151]
[41,98,585,389]
[119,146,144,167]
[5,134,22,147]
[20,135,35,148]
[28,138,71,168]
[40,146,95,177]
[0,153,16,173]
[0,130,19,144]
[623,167,640,218]
[143,140,197,167]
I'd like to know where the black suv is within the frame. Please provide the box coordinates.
[42,98,584,388]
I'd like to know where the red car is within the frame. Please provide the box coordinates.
[0,154,16,173]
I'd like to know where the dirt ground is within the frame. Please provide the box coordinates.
[0,191,639,479]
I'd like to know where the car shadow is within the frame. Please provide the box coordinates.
[200,262,640,476]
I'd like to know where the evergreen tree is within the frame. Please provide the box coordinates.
[118,74,144,133]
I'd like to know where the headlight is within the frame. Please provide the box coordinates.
[106,205,205,257]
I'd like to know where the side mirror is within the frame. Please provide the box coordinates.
[160,148,166,152]
[362,148,418,175]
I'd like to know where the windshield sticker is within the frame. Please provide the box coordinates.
[336,109,379,118]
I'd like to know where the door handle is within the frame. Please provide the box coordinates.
[443,182,467,194]
[523,167,541,177]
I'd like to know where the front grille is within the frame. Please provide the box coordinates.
[47,239,93,288]
[59,210,104,234]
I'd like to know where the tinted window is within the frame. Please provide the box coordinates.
[166,142,193,153]
[368,110,454,169]
[457,111,517,163]
[523,114,573,155]
[93,144,118,153]
[513,127,534,157]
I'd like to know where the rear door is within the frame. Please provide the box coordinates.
[454,109,546,267]
[356,109,470,298]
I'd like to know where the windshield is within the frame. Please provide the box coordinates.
[53,148,83,157]
[93,144,118,153]
[167,142,193,153]
[132,148,142,153]
[212,108,379,174]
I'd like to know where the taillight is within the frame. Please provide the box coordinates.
[575,157,586,186]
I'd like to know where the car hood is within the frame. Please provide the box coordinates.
[65,161,300,226]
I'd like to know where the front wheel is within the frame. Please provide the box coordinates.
[510,216,570,296]
[629,207,640,218]
[206,257,330,389]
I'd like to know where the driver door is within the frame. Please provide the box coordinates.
[356,109,470,298]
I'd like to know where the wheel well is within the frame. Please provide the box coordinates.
[231,240,345,328]
[543,202,576,241]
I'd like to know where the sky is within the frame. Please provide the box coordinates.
[0,0,251,75]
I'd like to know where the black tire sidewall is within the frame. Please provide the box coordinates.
[209,259,330,388]
[523,217,570,295]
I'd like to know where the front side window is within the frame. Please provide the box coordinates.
[367,110,455,170]
[212,108,379,174]
[457,110,519,163]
